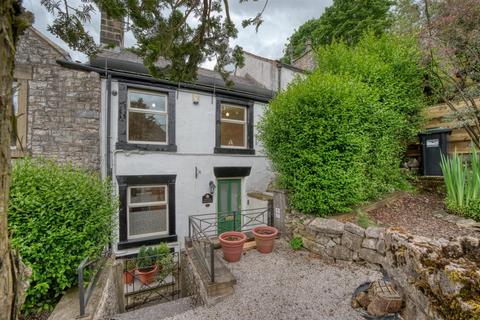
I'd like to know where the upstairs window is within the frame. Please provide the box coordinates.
[127,90,168,144]
[215,98,254,155]
[220,104,247,148]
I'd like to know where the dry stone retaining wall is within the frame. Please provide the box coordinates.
[286,213,480,320]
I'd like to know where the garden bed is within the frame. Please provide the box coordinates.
[367,192,478,239]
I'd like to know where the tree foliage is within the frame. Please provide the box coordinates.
[41,0,268,84]
[282,0,393,63]
[8,159,117,313]
[260,34,427,215]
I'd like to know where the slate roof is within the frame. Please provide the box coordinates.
[84,49,275,101]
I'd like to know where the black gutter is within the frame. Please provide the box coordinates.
[106,74,112,178]
[57,59,274,103]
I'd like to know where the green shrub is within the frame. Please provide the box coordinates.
[356,211,377,229]
[258,72,406,214]
[258,34,427,216]
[441,150,480,221]
[290,236,303,250]
[8,158,117,313]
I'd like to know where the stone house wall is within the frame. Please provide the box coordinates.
[14,28,101,171]
[286,213,480,320]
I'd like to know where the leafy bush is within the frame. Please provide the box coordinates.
[316,33,428,139]
[441,150,480,221]
[8,158,117,313]
[290,236,303,250]
[258,34,427,215]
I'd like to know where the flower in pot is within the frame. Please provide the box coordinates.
[136,246,158,285]
[219,231,247,262]
[123,259,136,284]
[252,226,278,254]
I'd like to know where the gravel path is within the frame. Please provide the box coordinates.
[167,240,382,320]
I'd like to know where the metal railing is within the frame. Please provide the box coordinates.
[77,252,109,317]
[188,206,273,283]
[120,251,180,310]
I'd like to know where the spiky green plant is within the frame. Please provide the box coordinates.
[441,148,480,216]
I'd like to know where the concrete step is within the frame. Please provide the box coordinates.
[109,297,194,320]
[187,247,236,300]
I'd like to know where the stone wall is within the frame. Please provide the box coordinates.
[286,213,480,320]
[48,258,124,320]
[15,28,101,171]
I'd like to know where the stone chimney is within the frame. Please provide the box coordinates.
[292,39,316,72]
[100,12,124,48]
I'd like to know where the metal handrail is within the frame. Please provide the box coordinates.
[188,206,273,283]
[77,254,107,317]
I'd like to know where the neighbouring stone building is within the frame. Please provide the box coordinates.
[13,27,101,170]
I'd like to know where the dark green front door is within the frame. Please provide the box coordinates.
[217,179,242,234]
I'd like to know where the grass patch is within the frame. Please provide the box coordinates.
[356,210,377,229]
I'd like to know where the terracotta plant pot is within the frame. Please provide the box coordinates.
[136,265,158,285]
[123,269,135,284]
[219,231,247,262]
[252,226,278,254]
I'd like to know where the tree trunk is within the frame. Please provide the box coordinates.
[0,1,30,319]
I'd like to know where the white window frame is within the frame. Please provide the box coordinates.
[127,184,169,240]
[127,89,168,145]
[220,104,247,149]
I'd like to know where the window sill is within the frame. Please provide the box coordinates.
[214,147,255,155]
[116,142,177,152]
[117,234,178,250]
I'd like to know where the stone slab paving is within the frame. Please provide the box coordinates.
[167,240,382,320]
[110,297,194,320]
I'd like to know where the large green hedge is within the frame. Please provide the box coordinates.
[258,35,427,215]
[8,159,117,313]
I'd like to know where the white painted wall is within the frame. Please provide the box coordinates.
[104,80,274,254]
[235,53,304,92]
[235,53,278,91]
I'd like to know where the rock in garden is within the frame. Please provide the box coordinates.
[344,222,365,237]
[365,227,384,239]
[309,218,344,235]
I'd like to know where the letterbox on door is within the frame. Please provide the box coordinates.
[419,128,452,176]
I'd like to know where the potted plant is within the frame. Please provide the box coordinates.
[219,231,247,262]
[123,259,136,284]
[155,243,174,280]
[136,246,158,284]
[252,226,278,254]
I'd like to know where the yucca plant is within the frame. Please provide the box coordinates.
[441,148,480,214]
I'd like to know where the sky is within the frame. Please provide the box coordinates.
[23,0,332,68]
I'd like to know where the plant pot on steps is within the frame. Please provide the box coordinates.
[252,226,278,254]
[123,268,136,284]
[136,265,158,285]
[219,231,247,262]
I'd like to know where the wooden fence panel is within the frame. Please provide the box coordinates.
[407,99,480,157]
